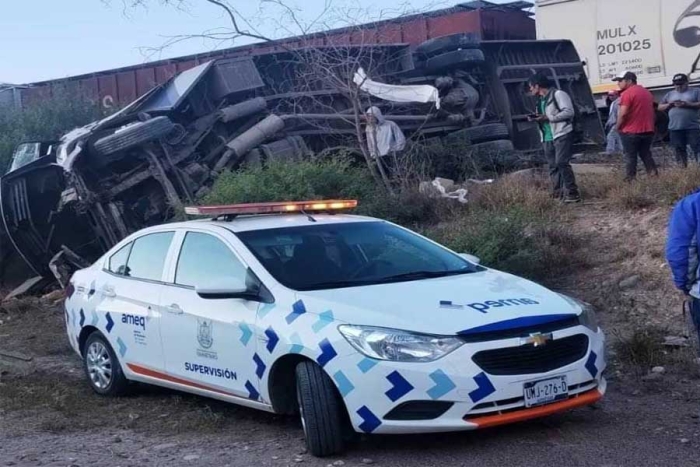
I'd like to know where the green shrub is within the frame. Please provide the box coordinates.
[204,158,380,205]
[0,92,103,172]
[423,205,575,279]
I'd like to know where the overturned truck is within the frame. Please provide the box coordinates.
[1,38,603,285]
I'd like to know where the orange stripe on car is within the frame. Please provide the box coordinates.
[465,389,603,429]
[127,363,238,398]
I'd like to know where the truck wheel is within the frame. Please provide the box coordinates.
[415,33,481,58]
[295,361,345,457]
[93,116,175,156]
[83,331,129,397]
[426,49,485,72]
[446,123,510,144]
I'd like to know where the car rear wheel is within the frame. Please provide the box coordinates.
[295,361,345,457]
[83,331,129,396]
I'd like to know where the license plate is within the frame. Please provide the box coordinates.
[523,376,568,408]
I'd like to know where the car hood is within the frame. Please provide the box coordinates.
[295,269,581,335]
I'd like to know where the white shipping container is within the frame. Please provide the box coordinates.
[536,0,700,97]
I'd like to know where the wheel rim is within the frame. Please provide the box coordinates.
[296,382,307,436]
[86,341,113,390]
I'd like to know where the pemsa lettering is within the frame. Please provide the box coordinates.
[185,362,237,381]
[121,313,146,330]
[467,298,540,314]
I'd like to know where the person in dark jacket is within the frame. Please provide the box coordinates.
[527,73,581,203]
[665,190,700,349]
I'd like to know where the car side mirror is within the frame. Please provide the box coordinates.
[459,253,481,265]
[195,278,259,300]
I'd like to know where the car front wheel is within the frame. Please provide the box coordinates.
[295,361,346,457]
[83,331,129,396]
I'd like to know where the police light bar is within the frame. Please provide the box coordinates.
[184,200,358,217]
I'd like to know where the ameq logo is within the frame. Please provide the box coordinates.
[121,313,146,329]
[440,298,540,314]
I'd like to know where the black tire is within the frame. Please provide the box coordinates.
[93,116,175,156]
[425,49,485,72]
[415,33,481,58]
[83,331,129,397]
[446,123,510,144]
[295,361,345,457]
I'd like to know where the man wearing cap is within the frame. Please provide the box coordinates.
[659,73,700,167]
[614,71,659,181]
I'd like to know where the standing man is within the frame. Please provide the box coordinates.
[659,73,700,167]
[605,90,623,155]
[666,190,700,351]
[614,71,659,181]
[527,73,581,203]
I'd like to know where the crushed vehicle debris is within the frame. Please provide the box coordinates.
[0,38,603,286]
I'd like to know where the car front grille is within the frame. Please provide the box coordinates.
[472,334,589,376]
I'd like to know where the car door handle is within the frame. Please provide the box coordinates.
[101,286,116,298]
[166,303,184,315]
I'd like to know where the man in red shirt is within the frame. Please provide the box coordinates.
[614,71,659,181]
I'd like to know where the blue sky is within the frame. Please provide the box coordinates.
[0,0,517,84]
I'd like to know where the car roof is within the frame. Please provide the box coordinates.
[142,213,381,235]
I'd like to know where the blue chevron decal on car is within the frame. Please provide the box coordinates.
[469,372,496,403]
[105,312,114,333]
[265,326,279,353]
[253,353,266,378]
[79,309,85,327]
[585,351,598,378]
[116,337,127,358]
[245,380,260,400]
[357,357,378,373]
[311,310,334,333]
[385,371,414,402]
[239,322,252,346]
[286,300,306,324]
[289,333,304,353]
[333,370,355,397]
[357,406,382,433]
[427,369,456,400]
[258,303,275,318]
[316,338,337,368]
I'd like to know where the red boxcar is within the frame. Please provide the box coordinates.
[20,1,535,108]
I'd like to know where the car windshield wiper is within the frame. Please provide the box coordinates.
[375,269,473,283]
[299,269,474,290]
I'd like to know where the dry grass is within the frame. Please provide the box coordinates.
[469,173,557,214]
[613,327,667,371]
[582,166,700,209]
[612,326,700,379]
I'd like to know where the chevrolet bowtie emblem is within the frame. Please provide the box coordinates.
[522,332,553,347]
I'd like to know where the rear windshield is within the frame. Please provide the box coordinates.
[236,221,478,291]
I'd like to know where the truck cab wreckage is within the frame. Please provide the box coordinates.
[0,38,603,289]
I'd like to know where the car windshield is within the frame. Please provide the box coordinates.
[9,143,42,173]
[236,221,479,291]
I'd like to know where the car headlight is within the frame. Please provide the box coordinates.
[558,293,599,332]
[338,325,464,362]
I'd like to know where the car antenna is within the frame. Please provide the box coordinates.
[300,208,317,223]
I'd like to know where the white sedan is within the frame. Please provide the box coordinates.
[65,200,606,457]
